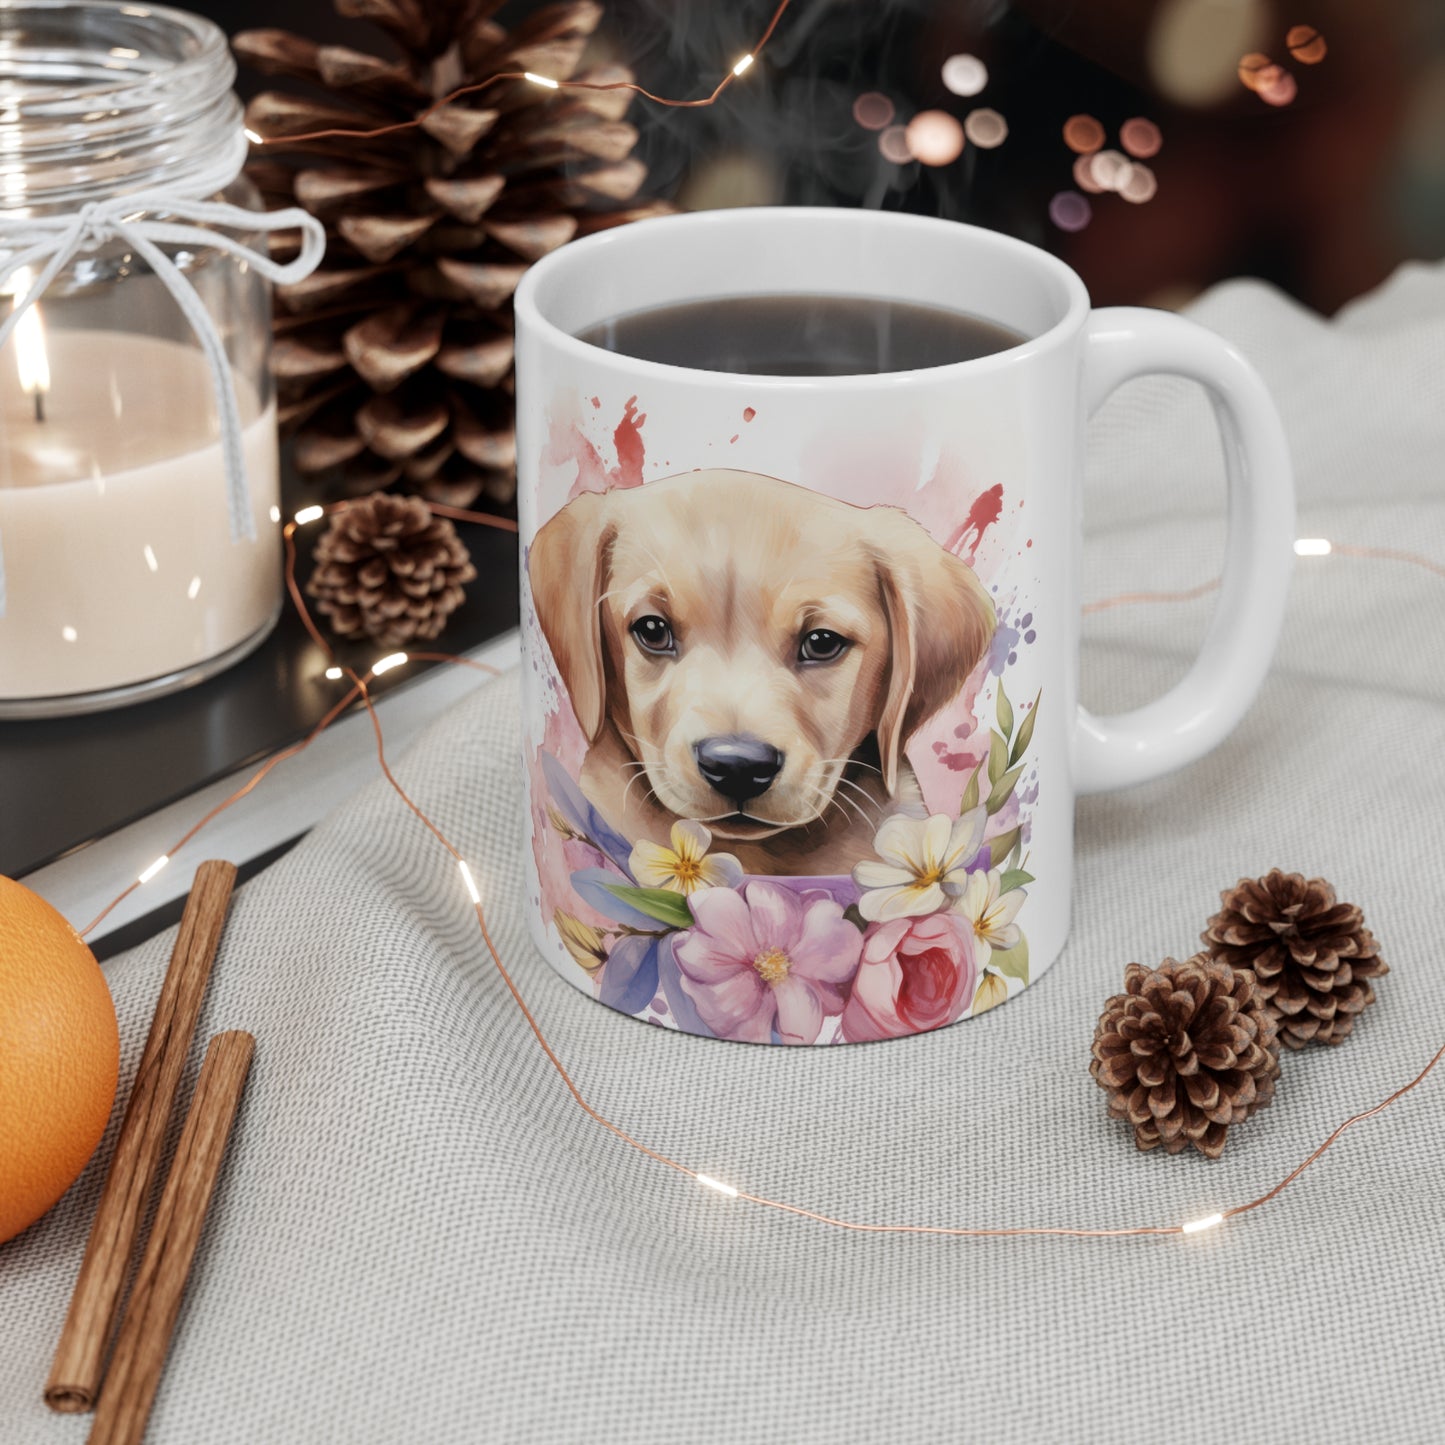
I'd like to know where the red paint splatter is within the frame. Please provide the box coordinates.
[742,406,756,422]
[612,395,647,488]
[590,396,601,409]
[1026,538,1032,548]
[729,433,739,444]
[945,483,1005,559]
[551,393,650,500]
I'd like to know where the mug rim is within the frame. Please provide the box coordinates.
[515,206,1093,390]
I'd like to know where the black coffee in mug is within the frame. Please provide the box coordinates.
[575,293,1026,376]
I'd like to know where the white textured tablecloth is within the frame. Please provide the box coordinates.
[3,264,1444,1444]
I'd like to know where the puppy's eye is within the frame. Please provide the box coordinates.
[630,615,676,656]
[798,628,850,664]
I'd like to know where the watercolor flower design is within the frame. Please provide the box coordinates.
[853,809,987,922]
[841,913,981,1042]
[629,821,743,895]
[673,882,863,1045]
[540,681,1043,1043]
[956,869,1026,959]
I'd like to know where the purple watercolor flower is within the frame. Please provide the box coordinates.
[673,882,863,1045]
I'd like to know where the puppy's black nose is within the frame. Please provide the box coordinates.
[694,734,784,805]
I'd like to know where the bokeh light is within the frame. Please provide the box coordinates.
[878,125,913,163]
[1119,118,1163,159]
[1237,52,1273,91]
[1286,24,1327,64]
[1049,191,1092,232]
[905,109,965,166]
[852,92,895,131]
[1088,148,1132,192]
[1119,163,1159,204]
[1063,114,1106,154]
[941,54,988,97]
[1257,66,1298,106]
[1149,0,1269,107]
[1073,153,1105,194]
[963,107,1008,149]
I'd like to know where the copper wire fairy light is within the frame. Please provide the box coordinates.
[73,11,1445,1244]
[246,0,796,148]
[75,494,1445,1244]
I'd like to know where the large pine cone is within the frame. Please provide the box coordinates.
[1202,870,1388,1049]
[235,0,669,508]
[307,493,476,646]
[1091,956,1281,1159]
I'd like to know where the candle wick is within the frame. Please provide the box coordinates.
[33,390,45,423]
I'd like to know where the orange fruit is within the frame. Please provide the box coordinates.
[0,876,119,1245]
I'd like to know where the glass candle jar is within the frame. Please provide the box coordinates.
[0,1,293,716]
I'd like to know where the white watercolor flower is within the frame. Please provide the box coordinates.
[852,809,988,922]
[628,820,744,895]
[956,868,1026,955]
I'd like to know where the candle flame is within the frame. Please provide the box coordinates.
[7,267,51,409]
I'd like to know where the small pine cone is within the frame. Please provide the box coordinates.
[307,493,476,647]
[1202,870,1388,1049]
[1091,956,1281,1159]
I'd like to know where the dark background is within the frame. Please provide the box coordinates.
[206,0,1445,316]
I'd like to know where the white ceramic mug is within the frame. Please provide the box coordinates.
[514,208,1293,1045]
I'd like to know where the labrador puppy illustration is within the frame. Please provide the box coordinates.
[530,469,997,876]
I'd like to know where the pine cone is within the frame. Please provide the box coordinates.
[235,1,669,509]
[1091,956,1281,1159]
[1202,870,1388,1049]
[307,494,476,646]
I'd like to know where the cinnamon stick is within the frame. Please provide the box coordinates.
[46,860,238,1413]
[87,1032,255,1445]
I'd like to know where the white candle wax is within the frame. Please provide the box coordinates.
[0,329,281,702]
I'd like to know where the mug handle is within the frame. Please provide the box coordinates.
[1074,307,1295,794]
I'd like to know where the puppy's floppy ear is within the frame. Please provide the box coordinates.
[872,508,997,795]
[528,490,615,742]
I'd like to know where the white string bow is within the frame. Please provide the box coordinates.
[0,190,326,617]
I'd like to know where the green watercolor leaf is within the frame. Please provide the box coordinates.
[991,935,1030,985]
[959,759,985,814]
[1009,689,1041,768]
[987,730,1009,785]
[996,679,1014,740]
[998,868,1036,893]
[987,826,1021,869]
[602,883,693,931]
[985,765,1024,815]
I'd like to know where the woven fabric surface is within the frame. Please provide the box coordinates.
[3,264,1443,1444]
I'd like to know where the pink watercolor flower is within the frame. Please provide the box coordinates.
[841,913,981,1042]
[673,882,863,1045]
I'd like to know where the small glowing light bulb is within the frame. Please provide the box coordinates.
[1294,538,1332,557]
[243,127,264,145]
[1181,1212,1224,1235]
[371,651,408,676]
[324,665,343,681]
[294,505,325,525]
[732,53,755,76]
[138,854,170,885]
[524,71,560,89]
[458,860,482,904]
[696,1174,739,1198]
